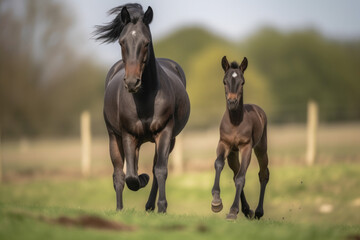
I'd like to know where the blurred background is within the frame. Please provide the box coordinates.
[0,0,360,235]
[1,0,359,175]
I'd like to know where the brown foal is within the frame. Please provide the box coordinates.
[211,56,270,220]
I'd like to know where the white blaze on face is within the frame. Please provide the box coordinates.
[131,30,137,37]
[232,72,238,78]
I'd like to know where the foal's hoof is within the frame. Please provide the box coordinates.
[226,213,237,220]
[211,200,223,213]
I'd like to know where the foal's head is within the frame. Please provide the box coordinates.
[221,56,248,111]
[95,4,153,93]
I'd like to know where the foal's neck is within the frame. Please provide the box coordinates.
[227,96,244,126]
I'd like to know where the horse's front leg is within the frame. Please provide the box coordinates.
[108,131,125,211]
[122,132,149,191]
[211,141,228,213]
[227,143,252,220]
[153,119,174,213]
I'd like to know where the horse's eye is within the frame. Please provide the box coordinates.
[144,42,150,48]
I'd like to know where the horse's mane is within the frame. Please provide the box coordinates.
[230,62,239,69]
[94,3,144,43]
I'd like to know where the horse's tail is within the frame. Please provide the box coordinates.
[125,164,149,191]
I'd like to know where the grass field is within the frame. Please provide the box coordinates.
[0,124,360,239]
[1,164,360,239]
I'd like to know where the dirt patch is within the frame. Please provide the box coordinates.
[159,224,186,231]
[44,215,136,231]
[7,210,135,231]
[347,235,360,240]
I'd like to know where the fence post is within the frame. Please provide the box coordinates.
[81,111,91,177]
[172,135,184,175]
[306,100,318,166]
[0,128,2,183]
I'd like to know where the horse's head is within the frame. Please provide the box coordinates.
[94,4,153,93]
[221,56,248,111]
[119,6,153,93]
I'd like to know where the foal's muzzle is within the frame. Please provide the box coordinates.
[227,98,238,110]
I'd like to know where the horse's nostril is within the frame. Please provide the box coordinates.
[135,78,141,87]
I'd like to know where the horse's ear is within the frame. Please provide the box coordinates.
[221,56,230,72]
[121,7,131,24]
[143,6,153,25]
[239,57,248,73]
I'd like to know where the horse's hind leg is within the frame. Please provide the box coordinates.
[146,139,175,211]
[108,131,125,210]
[254,133,270,219]
[145,150,158,211]
[228,151,254,219]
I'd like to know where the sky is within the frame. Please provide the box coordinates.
[61,0,360,66]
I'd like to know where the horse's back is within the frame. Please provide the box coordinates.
[157,58,186,88]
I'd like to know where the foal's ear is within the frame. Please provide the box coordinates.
[221,56,230,72]
[143,6,153,25]
[121,7,131,24]
[239,57,248,73]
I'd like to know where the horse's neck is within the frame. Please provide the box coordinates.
[140,44,158,94]
[228,96,244,126]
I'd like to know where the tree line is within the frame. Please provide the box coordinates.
[1,1,359,138]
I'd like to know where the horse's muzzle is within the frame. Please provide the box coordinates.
[124,78,141,93]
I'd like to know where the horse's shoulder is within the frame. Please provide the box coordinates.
[105,60,124,88]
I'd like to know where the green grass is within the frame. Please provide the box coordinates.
[1,163,360,240]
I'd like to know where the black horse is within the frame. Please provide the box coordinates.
[95,4,190,213]
[211,56,270,220]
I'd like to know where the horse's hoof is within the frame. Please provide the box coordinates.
[145,205,155,212]
[226,213,237,220]
[139,174,150,188]
[255,211,263,220]
[246,209,254,219]
[211,200,223,213]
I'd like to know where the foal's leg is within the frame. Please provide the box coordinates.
[254,146,270,220]
[145,138,175,211]
[154,121,174,213]
[108,131,125,210]
[228,151,254,219]
[211,141,228,213]
[227,143,252,220]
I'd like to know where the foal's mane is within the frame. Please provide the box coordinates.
[94,3,144,43]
